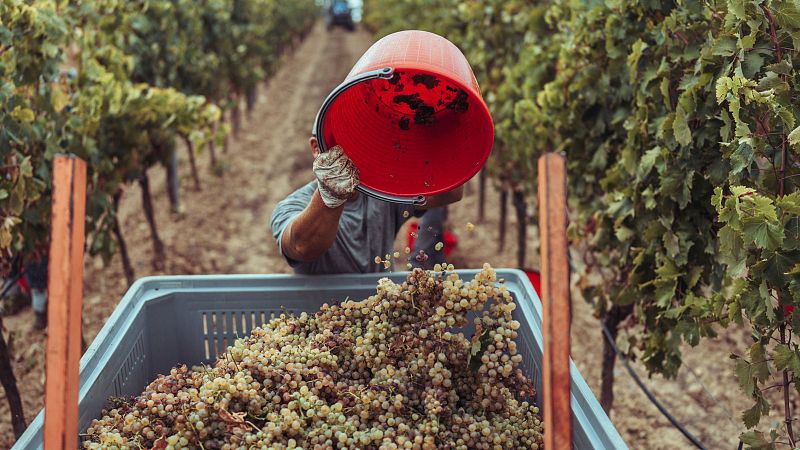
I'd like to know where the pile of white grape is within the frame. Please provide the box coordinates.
[84,264,544,449]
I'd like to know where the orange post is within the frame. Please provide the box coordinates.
[44,155,86,450]
[538,153,573,450]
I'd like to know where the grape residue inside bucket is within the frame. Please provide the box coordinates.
[369,70,471,131]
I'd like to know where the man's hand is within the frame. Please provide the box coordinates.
[313,145,360,208]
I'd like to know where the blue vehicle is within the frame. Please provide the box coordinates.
[326,0,355,31]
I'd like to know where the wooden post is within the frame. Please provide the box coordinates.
[44,155,87,450]
[538,153,572,450]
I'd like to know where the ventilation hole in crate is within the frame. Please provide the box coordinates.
[231,313,238,337]
[198,309,299,359]
[519,329,538,383]
[112,330,145,397]
[113,373,122,397]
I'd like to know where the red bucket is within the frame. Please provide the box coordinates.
[312,30,494,205]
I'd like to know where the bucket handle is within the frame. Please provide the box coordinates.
[312,67,427,207]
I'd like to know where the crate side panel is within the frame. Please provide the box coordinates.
[77,312,150,432]
[144,295,184,379]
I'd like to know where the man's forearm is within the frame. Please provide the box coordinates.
[281,189,344,262]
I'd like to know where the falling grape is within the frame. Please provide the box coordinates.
[434,241,444,251]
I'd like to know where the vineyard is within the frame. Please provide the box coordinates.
[1,0,799,448]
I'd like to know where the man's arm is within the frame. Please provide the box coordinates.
[281,189,345,262]
[279,144,359,263]
[417,184,464,210]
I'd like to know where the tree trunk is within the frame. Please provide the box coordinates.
[183,136,201,191]
[246,85,258,118]
[478,168,486,222]
[498,187,508,252]
[0,319,26,438]
[138,172,165,271]
[165,148,180,214]
[112,192,135,285]
[223,107,231,154]
[512,189,527,268]
[600,304,634,414]
[231,101,241,142]
[209,120,219,171]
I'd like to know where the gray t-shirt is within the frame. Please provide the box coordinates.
[270,181,417,274]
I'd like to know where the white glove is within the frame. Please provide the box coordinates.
[313,145,360,208]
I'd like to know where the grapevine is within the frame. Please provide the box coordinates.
[84,265,544,449]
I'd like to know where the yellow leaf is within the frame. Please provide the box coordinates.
[11,106,35,123]
[51,85,69,111]
[0,227,12,249]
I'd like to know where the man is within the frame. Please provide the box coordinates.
[271,137,463,274]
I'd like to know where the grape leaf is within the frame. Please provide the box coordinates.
[774,344,800,373]
[750,343,771,382]
[739,430,773,449]
[742,219,785,251]
[719,225,747,278]
[774,0,800,28]
[736,358,757,396]
[765,60,793,75]
[788,125,800,148]
[728,0,747,20]
[730,141,754,174]
[50,85,69,112]
[742,396,769,428]
[673,106,692,146]
[10,106,35,123]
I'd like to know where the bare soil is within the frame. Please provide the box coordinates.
[0,22,782,449]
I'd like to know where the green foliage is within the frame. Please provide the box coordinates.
[365,0,800,444]
[0,0,316,269]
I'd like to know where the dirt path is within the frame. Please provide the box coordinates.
[0,21,763,449]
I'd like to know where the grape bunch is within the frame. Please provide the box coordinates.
[84,264,544,449]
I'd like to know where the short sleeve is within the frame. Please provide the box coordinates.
[270,182,316,267]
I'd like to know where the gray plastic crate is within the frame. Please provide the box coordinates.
[13,269,626,449]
